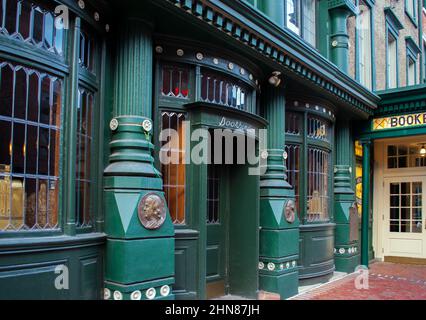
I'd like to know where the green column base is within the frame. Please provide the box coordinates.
[105,278,175,301]
[335,252,360,274]
[259,270,299,300]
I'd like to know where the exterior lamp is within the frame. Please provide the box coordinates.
[268,71,282,87]
[420,145,426,157]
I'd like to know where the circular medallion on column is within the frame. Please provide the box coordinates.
[284,200,296,224]
[138,193,166,230]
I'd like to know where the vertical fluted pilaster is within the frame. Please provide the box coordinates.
[260,86,291,193]
[334,118,355,194]
[113,19,153,117]
[259,85,299,299]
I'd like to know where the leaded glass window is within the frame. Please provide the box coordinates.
[307,147,330,222]
[79,27,96,73]
[75,88,94,227]
[160,112,186,225]
[161,65,189,99]
[200,70,250,111]
[285,144,300,215]
[285,109,333,224]
[285,112,301,135]
[207,164,220,225]
[0,60,61,231]
[0,0,64,55]
[307,116,330,142]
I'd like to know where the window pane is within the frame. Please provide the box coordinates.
[0,63,13,117]
[161,112,186,225]
[387,34,397,88]
[0,60,61,232]
[307,147,330,222]
[162,64,190,99]
[285,144,300,215]
[200,69,251,112]
[287,0,300,35]
[358,3,372,89]
[302,0,316,46]
[75,89,94,227]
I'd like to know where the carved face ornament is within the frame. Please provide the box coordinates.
[138,193,166,230]
[284,200,296,224]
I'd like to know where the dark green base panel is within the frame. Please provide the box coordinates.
[105,238,174,284]
[0,234,105,300]
[259,271,299,299]
[334,253,360,273]
[299,223,335,280]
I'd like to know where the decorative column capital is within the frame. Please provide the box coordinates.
[328,0,358,15]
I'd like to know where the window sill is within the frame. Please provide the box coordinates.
[0,232,106,252]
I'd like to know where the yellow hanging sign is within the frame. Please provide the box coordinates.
[373,112,426,131]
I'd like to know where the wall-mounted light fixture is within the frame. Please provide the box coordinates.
[268,71,282,87]
[420,145,426,157]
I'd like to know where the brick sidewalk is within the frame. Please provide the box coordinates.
[291,262,426,300]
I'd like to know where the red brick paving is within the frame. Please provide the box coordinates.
[292,262,426,300]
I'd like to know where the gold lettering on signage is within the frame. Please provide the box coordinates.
[372,112,426,131]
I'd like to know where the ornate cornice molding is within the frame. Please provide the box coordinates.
[158,0,379,117]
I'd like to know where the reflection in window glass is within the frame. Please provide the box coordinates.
[0,0,64,55]
[286,0,300,35]
[0,60,61,231]
[79,27,96,73]
[200,70,249,111]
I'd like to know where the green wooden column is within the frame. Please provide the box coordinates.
[328,1,357,73]
[334,119,359,273]
[103,18,175,301]
[261,0,285,28]
[259,85,299,300]
[360,139,371,267]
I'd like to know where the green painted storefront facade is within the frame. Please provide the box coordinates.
[2,0,424,300]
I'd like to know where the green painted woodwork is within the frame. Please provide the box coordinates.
[105,238,174,283]
[360,140,371,267]
[0,234,104,300]
[161,0,379,115]
[259,86,299,299]
[64,16,81,236]
[103,17,175,300]
[334,119,360,273]
[298,224,336,279]
[228,163,259,298]
[179,103,263,299]
[328,7,353,73]
[259,271,299,299]
[260,229,299,257]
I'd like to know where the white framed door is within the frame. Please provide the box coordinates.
[383,176,426,259]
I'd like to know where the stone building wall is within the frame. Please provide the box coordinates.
[347,0,422,90]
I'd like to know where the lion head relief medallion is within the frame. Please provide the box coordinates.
[284,200,296,224]
[138,193,166,230]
